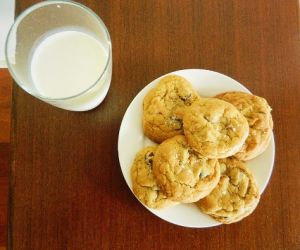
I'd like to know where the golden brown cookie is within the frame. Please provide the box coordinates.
[152,135,220,203]
[131,146,176,209]
[183,98,249,159]
[143,75,199,143]
[216,91,273,160]
[196,157,260,224]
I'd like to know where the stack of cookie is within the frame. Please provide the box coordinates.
[130,75,273,224]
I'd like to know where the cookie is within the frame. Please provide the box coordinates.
[216,91,273,160]
[183,98,249,159]
[143,75,199,143]
[196,157,260,224]
[152,135,220,203]
[131,146,176,209]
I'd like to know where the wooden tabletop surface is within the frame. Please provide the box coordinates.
[10,0,300,249]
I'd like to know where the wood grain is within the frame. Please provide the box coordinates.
[0,70,12,143]
[0,205,8,247]
[0,68,11,248]
[10,0,300,249]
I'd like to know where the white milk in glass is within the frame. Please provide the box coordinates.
[30,29,111,111]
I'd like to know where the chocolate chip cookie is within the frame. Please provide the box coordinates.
[216,91,273,160]
[183,98,249,159]
[196,157,260,224]
[131,146,176,209]
[143,75,199,143]
[152,135,220,203]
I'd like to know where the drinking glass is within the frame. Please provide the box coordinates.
[6,0,112,111]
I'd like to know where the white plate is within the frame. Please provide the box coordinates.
[118,69,275,228]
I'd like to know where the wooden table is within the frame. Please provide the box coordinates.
[10,1,300,249]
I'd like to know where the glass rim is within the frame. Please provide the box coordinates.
[5,0,112,101]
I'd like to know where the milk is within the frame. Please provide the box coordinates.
[30,30,111,111]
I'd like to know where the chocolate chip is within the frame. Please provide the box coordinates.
[204,116,210,122]
[199,171,209,179]
[179,94,192,105]
[170,116,183,130]
[188,149,196,155]
[145,152,154,166]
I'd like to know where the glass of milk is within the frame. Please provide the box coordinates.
[5,1,112,111]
